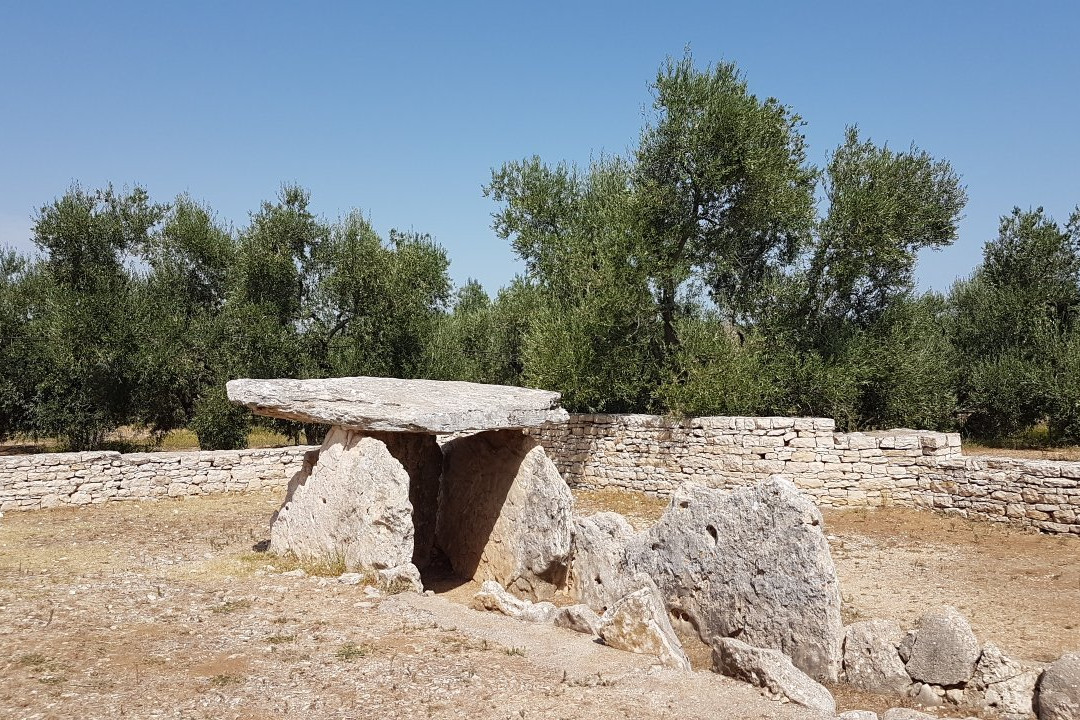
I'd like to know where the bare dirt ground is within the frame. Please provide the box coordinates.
[0,491,818,720]
[2,488,1076,720]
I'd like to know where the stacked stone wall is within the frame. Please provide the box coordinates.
[2,414,1078,536]
[0,446,317,511]
[528,414,1080,536]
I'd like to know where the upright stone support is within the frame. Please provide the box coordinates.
[270,427,420,586]
[367,432,443,570]
[437,430,573,601]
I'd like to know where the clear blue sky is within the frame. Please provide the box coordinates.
[2,1,1077,294]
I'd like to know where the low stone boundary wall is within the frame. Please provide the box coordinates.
[529,414,1080,536]
[0,446,317,511]
[2,414,1079,536]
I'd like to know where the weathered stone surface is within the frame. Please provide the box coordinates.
[375,564,423,593]
[844,619,912,694]
[270,429,418,583]
[912,683,943,707]
[368,432,443,570]
[436,430,572,601]
[711,637,836,716]
[839,712,879,720]
[597,587,690,671]
[472,580,558,623]
[899,606,980,686]
[554,604,602,636]
[227,376,568,433]
[882,709,938,720]
[1037,652,1080,720]
[968,643,1039,719]
[627,477,843,682]
[568,511,638,613]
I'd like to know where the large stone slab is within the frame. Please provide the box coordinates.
[226,376,568,433]
[712,637,836,715]
[367,431,443,570]
[626,478,844,682]
[436,430,572,601]
[898,606,980,687]
[270,428,419,585]
[598,586,691,671]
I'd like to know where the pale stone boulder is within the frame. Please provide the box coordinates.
[554,604,602,636]
[711,637,836,716]
[882,709,938,720]
[270,429,419,586]
[1037,652,1080,720]
[369,432,443,570]
[843,619,912,695]
[597,587,691,671]
[627,477,843,682]
[437,430,572,601]
[472,580,558,623]
[568,511,638,613]
[899,606,980,686]
[968,643,1039,719]
[839,712,879,720]
[226,376,568,433]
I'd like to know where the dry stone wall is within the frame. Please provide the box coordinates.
[528,414,1080,536]
[2,414,1079,536]
[0,446,317,511]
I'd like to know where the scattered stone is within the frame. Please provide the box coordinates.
[882,709,938,720]
[899,606,980,686]
[270,429,419,582]
[1037,652,1080,720]
[375,564,423,593]
[437,430,572,601]
[338,573,364,585]
[968,643,1039,719]
[627,478,843,682]
[844,619,912,695]
[568,512,638,612]
[711,636,836,716]
[597,587,690,671]
[839,712,879,720]
[553,604,601,636]
[281,568,307,578]
[472,580,558,624]
[226,376,568,433]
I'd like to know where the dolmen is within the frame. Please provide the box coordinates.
[226,377,573,598]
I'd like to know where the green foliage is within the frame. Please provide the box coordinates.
[189,386,251,451]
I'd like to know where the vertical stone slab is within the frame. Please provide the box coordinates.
[270,427,417,581]
[436,430,573,601]
[367,431,443,570]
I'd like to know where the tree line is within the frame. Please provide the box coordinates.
[2,53,1078,450]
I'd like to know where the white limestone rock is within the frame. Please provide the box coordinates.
[568,511,638,613]
[968,643,1039,719]
[472,580,558,623]
[227,376,568,433]
[839,712,880,720]
[899,606,980,686]
[597,587,691,671]
[711,636,836,716]
[627,477,844,682]
[1037,652,1080,720]
[844,619,912,695]
[553,604,602,636]
[882,709,938,720]
[437,430,572,601]
[269,429,419,585]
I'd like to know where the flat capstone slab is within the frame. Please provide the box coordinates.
[226,377,569,434]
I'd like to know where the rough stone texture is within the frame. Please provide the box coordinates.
[839,712,879,720]
[843,619,912,694]
[528,414,1080,537]
[472,580,558,623]
[967,643,1040,719]
[899,606,981,686]
[882,709,938,720]
[1037,652,1080,720]
[270,428,417,580]
[711,637,836,716]
[553,604,602,636]
[628,478,843,682]
[597,587,690,671]
[436,430,573,601]
[567,512,638,613]
[366,431,443,570]
[227,376,568,433]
